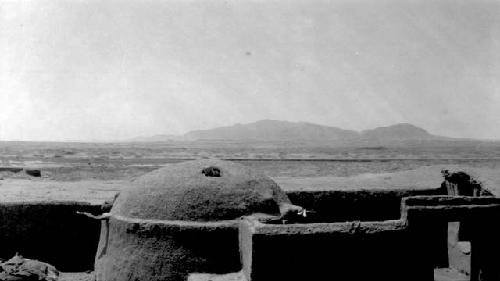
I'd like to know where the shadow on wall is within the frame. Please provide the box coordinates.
[0,202,104,272]
[285,188,443,223]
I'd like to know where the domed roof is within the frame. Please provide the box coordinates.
[111,159,291,221]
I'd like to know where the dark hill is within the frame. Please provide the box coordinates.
[360,123,441,141]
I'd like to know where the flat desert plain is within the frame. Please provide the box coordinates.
[1,140,500,203]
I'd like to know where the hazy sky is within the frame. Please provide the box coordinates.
[1,0,499,141]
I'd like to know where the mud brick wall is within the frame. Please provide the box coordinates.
[286,188,443,223]
[402,196,500,280]
[240,218,433,281]
[0,202,104,271]
[284,188,448,270]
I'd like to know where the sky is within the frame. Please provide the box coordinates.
[1,0,499,141]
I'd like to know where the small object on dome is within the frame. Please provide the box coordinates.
[202,166,221,177]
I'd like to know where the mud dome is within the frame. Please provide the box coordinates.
[111,159,290,221]
[95,159,292,281]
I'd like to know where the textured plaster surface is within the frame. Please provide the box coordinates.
[112,159,290,221]
[95,216,240,281]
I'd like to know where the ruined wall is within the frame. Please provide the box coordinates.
[441,170,491,197]
[0,202,103,272]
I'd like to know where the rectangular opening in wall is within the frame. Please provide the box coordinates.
[434,221,470,281]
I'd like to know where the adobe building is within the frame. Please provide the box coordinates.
[0,160,499,281]
[94,159,295,281]
[232,168,500,281]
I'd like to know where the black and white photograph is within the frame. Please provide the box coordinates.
[1,0,500,280]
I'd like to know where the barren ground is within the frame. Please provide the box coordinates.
[1,141,499,281]
[1,164,499,204]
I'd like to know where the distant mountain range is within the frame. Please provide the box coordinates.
[128,120,452,143]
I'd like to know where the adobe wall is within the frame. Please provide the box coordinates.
[240,195,500,281]
[402,196,500,221]
[285,188,443,222]
[403,195,500,280]
[239,217,432,281]
[0,201,104,271]
[95,216,241,281]
[283,188,449,268]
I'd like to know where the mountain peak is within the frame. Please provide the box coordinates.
[361,123,434,140]
[389,123,427,130]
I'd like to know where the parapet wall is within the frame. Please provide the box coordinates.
[0,201,104,272]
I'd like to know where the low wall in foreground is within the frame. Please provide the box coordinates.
[239,218,430,281]
[240,195,500,281]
